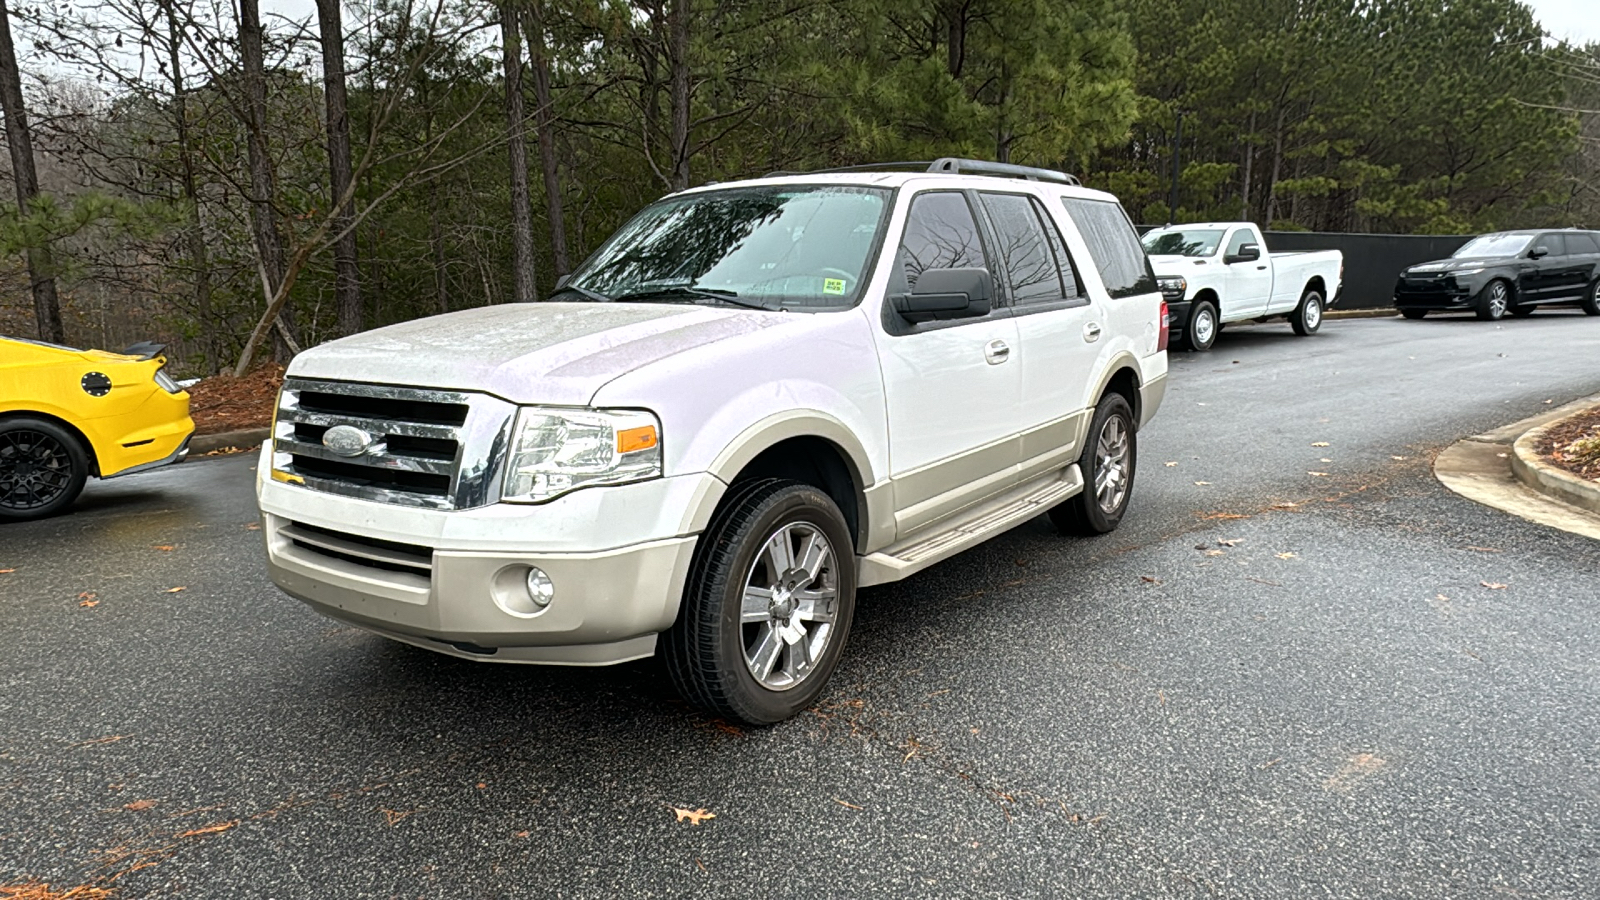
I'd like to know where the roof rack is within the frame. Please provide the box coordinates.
[926,157,1080,185]
[762,158,1081,186]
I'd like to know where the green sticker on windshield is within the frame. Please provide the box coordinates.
[823,278,846,295]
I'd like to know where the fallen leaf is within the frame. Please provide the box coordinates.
[0,568,14,574]
[1481,581,1507,590]
[79,600,99,608]
[178,820,238,838]
[162,587,186,594]
[78,591,96,600]
[245,523,261,531]
[382,809,412,826]
[697,859,709,873]
[1307,471,1329,477]
[1139,575,1161,584]
[1312,442,1330,447]
[1319,458,1333,463]
[514,830,530,838]
[1201,512,1250,520]
[1217,539,1243,547]
[1164,461,1177,467]
[476,782,486,789]
[123,799,157,812]
[1203,549,1226,557]
[1391,456,1408,461]
[672,807,716,826]
[153,545,175,552]
[1157,690,1166,706]
[1194,481,1212,486]
[1271,502,1299,509]
[1276,552,1298,560]
[833,798,863,810]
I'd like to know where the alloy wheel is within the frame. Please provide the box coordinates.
[1095,415,1130,514]
[0,429,74,512]
[740,521,839,691]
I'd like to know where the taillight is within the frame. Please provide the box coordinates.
[1157,300,1170,352]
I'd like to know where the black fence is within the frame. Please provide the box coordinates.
[1263,231,1472,309]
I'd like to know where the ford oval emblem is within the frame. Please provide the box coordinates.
[322,424,374,457]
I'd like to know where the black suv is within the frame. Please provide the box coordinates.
[1393,229,1600,320]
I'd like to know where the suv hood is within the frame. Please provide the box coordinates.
[287,302,790,404]
[1405,256,1510,274]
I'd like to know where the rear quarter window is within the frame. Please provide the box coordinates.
[1060,197,1157,299]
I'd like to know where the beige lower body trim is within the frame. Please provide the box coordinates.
[1139,373,1168,429]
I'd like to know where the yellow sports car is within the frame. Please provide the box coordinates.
[1,335,194,521]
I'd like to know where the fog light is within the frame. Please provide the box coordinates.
[525,567,555,608]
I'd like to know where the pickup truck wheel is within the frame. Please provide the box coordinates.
[662,478,856,725]
[1581,279,1600,315]
[1290,288,1323,335]
[1184,300,1218,351]
[1400,308,1427,320]
[1049,393,1136,536]
[1475,280,1510,320]
[0,418,89,522]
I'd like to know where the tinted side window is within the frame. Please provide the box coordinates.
[1575,233,1600,254]
[1060,198,1158,299]
[898,192,985,289]
[1542,234,1567,256]
[1225,228,1256,257]
[1035,199,1082,297]
[979,192,1062,305]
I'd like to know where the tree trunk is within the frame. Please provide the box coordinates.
[501,3,536,303]
[317,0,362,336]
[159,0,216,371]
[524,1,569,276]
[1265,104,1285,225]
[667,0,691,191]
[238,0,296,361]
[944,1,965,78]
[0,0,62,343]
[1240,109,1255,222]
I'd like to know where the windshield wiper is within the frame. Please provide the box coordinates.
[549,284,612,302]
[612,285,773,311]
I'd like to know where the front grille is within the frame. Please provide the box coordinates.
[271,378,517,509]
[283,520,434,577]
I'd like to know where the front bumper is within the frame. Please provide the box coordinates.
[258,465,723,664]
[1394,279,1476,311]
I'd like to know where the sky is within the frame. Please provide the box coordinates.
[1523,0,1600,46]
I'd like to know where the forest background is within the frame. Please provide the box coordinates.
[0,0,1596,374]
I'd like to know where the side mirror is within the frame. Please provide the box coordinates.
[1528,246,1548,260]
[893,267,993,323]
[1225,243,1261,264]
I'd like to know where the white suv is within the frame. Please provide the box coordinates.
[256,159,1169,724]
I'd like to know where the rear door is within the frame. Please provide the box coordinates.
[1222,226,1272,317]
[974,190,1098,484]
[1551,234,1594,299]
[876,190,1022,538]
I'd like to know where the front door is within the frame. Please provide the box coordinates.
[873,190,1022,539]
[1222,226,1272,317]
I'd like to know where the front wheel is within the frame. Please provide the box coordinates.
[662,479,856,725]
[1475,280,1510,320]
[1400,308,1427,320]
[1050,393,1137,536]
[1582,279,1600,316]
[1290,288,1323,335]
[1184,300,1219,352]
[1,418,90,522]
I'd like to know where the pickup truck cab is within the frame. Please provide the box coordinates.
[1141,222,1343,351]
[1,336,193,521]
[1393,229,1600,320]
[256,159,1168,724]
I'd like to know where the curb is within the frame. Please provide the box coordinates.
[1324,308,1398,320]
[1512,408,1600,516]
[189,427,270,455]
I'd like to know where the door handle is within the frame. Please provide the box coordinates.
[984,339,1010,365]
[1083,322,1102,343]
[1256,265,1267,270]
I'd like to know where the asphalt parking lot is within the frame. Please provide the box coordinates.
[3,312,1600,898]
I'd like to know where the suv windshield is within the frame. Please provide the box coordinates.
[1142,229,1225,258]
[1453,233,1533,259]
[560,184,891,310]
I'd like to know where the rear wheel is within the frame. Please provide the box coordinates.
[1475,280,1510,320]
[1184,300,1219,352]
[1290,288,1323,336]
[662,479,856,725]
[1050,393,1136,536]
[1400,308,1428,320]
[0,418,90,522]
[1582,279,1600,316]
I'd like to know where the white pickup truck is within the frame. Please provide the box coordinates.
[256,159,1168,724]
[1140,222,1343,351]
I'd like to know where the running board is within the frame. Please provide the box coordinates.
[858,465,1083,587]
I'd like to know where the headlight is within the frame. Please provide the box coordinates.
[502,407,661,503]
[1157,276,1187,299]
[1450,268,1483,278]
[153,366,182,393]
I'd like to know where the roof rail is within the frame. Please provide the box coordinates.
[763,161,935,178]
[927,157,1080,185]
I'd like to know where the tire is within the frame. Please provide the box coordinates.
[662,478,857,725]
[1475,280,1510,320]
[0,417,90,522]
[1290,287,1324,336]
[1400,308,1427,320]
[1582,279,1600,316]
[1050,393,1136,536]
[1183,299,1219,352]
[1508,303,1534,318]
